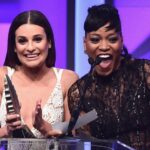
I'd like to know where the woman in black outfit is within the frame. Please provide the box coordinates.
[68,4,150,150]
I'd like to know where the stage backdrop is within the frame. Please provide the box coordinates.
[115,0,150,59]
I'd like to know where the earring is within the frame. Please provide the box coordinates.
[48,42,51,49]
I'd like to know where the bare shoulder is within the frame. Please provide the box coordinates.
[0,66,7,82]
[60,68,79,91]
[63,69,78,80]
[0,66,8,103]
[63,69,78,83]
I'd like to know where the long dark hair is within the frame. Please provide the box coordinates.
[4,10,56,68]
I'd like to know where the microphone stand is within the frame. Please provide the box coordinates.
[66,55,102,137]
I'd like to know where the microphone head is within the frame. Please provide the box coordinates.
[88,55,102,67]
[88,55,103,77]
[88,57,94,66]
[95,55,102,66]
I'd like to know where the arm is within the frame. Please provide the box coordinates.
[144,60,150,89]
[0,67,7,137]
[0,67,22,137]
[62,69,79,121]
[68,79,92,137]
[0,67,6,105]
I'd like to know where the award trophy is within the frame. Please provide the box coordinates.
[4,75,35,138]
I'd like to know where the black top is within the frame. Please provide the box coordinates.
[68,56,150,150]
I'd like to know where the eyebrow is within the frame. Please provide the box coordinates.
[16,34,44,38]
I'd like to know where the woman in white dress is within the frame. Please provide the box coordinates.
[0,10,78,139]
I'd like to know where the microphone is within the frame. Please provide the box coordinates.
[88,55,102,68]
[66,55,102,136]
[88,55,102,74]
[66,108,80,136]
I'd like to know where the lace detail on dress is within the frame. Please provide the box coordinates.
[31,68,64,138]
[68,57,150,150]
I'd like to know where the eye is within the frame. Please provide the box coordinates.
[17,38,27,45]
[33,36,43,43]
[108,36,118,43]
[90,37,100,43]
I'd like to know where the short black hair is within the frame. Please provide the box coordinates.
[84,4,122,34]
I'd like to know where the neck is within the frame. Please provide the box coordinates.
[16,65,51,82]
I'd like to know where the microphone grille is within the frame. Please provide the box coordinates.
[88,57,94,65]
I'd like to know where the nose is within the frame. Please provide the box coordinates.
[99,40,109,51]
[27,41,35,52]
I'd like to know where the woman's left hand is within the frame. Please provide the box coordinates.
[32,100,44,130]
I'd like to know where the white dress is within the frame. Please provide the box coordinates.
[0,67,64,138]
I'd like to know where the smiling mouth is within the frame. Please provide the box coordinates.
[98,54,113,61]
[24,53,40,59]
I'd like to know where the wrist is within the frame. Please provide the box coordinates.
[38,120,52,137]
[1,126,10,137]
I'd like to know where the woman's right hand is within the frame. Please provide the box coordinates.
[5,113,22,136]
[32,100,62,137]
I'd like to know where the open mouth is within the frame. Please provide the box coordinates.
[98,54,112,61]
[24,53,40,59]
[98,54,113,69]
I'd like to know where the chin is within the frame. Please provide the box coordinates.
[23,63,42,69]
[25,60,46,67]
[99,71,112,77]
[96,66,114,77]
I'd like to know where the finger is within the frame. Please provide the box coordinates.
[16,125,23,129]
[7,124,18,132]
[36,99,42,106]
[6,114,20,123]
[36,103,42,116]
[7,125,14,132]
[35,100,42,113]
[7,124,22,133]
[7,120,22,127]
[6,114,20,120]
[48,129,63,137]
